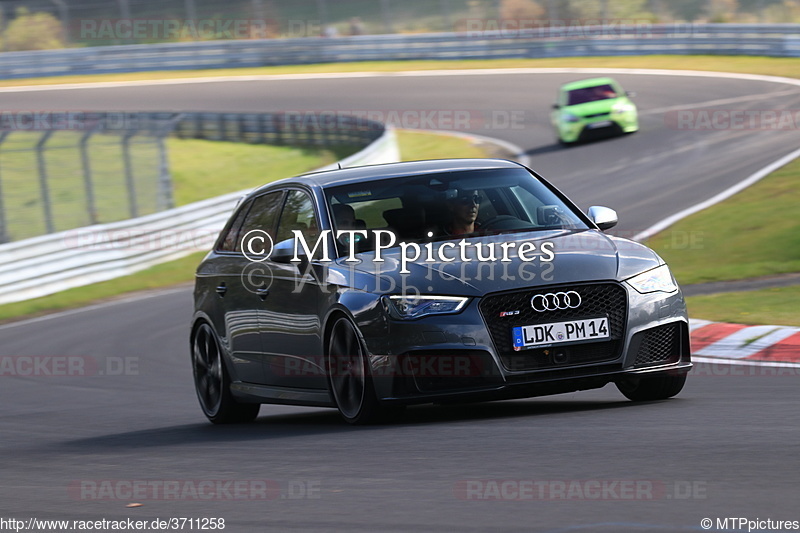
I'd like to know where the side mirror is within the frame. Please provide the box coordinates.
[587,206,618,231]
[552,103,560,110]
[271,238,304,264]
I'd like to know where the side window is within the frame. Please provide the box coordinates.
[235,191,284,252]
[276,190,319,244]
[217,199,253,252]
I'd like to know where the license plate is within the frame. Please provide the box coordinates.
[512,317,609,350]
[586,120,613,129]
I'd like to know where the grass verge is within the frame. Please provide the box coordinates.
[0,130,490,322]
[168,138,355,205]
[1,56,799,88]
[396,129,488,160]
[646,158,800,286]
[686,286,800,327]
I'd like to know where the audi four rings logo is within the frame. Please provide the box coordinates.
[530,291,582,312]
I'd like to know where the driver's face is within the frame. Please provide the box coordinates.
[452,191,480,224]
[338,212,356,228]
[334,206,356,229]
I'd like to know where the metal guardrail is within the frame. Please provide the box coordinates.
[173,111,384,147]
[0,115,398,305]
[0,24,799,79]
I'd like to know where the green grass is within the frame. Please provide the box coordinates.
[686,286,800,327]
[397,129,488,160]
[646,159,800,286]
[1,56,799,88]
[168,138,352,205]
[0,130,490,322]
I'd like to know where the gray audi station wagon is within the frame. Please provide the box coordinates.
[192,159,691,424]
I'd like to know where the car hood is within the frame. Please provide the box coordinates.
[563,98,623,116]
[327,230,663,297]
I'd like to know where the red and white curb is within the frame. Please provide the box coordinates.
[690,319,800,362]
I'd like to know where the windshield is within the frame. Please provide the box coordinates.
[324,167,588,255]
[567,84,619,106]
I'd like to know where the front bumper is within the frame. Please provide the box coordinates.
[364,283,690,404]
[558,112,638,143]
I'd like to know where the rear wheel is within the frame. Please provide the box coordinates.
[616,374,687,402]
[327,316,402,425]
[192,323,260,424]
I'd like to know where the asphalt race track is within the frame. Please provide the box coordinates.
[2,71,800,531]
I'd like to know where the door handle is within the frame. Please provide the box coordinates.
[215,283,227,297]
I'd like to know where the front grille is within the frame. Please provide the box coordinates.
[633,323,681,367]
[479,283,627,371]
[585,113,610,119]
[579,123,622,142]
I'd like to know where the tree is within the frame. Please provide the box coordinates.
[500,0,545,20]
[566,0,654,21]
[708,0,740,21]
[4,8,66,51]
[567,0,603,19]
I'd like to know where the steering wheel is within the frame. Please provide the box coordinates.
[479,215,523,231]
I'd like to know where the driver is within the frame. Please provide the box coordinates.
[331,203,357,230]
[595,86,617,99]
[441,190,481,236]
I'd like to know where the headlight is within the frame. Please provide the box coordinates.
[562,113,580,123]
[612,103,632,115]
[625,264,678,294]
[383,295,469,320]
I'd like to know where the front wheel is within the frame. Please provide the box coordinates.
[616,374,687,402]
[327,316,402,425]
[192,323,260,424]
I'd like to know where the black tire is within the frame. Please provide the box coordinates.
[192,323,260,424]
[327,316,401,425]
[616,374,687,402]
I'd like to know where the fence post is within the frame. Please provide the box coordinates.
[380,0,394,33]
[36,130,56,234]
[185,0,197,22]
[440,0,452,32]
[0,131,9,243]
[316,0,329,30]
[80,125,100,225]
[156,115,181,211]
[51,0,71,45]
[0,3,7,53]
[121,128,139,218]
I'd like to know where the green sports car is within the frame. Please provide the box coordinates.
[551,77,639,145]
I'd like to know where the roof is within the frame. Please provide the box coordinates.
[253,158,524,193]
[561,77,619,91]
